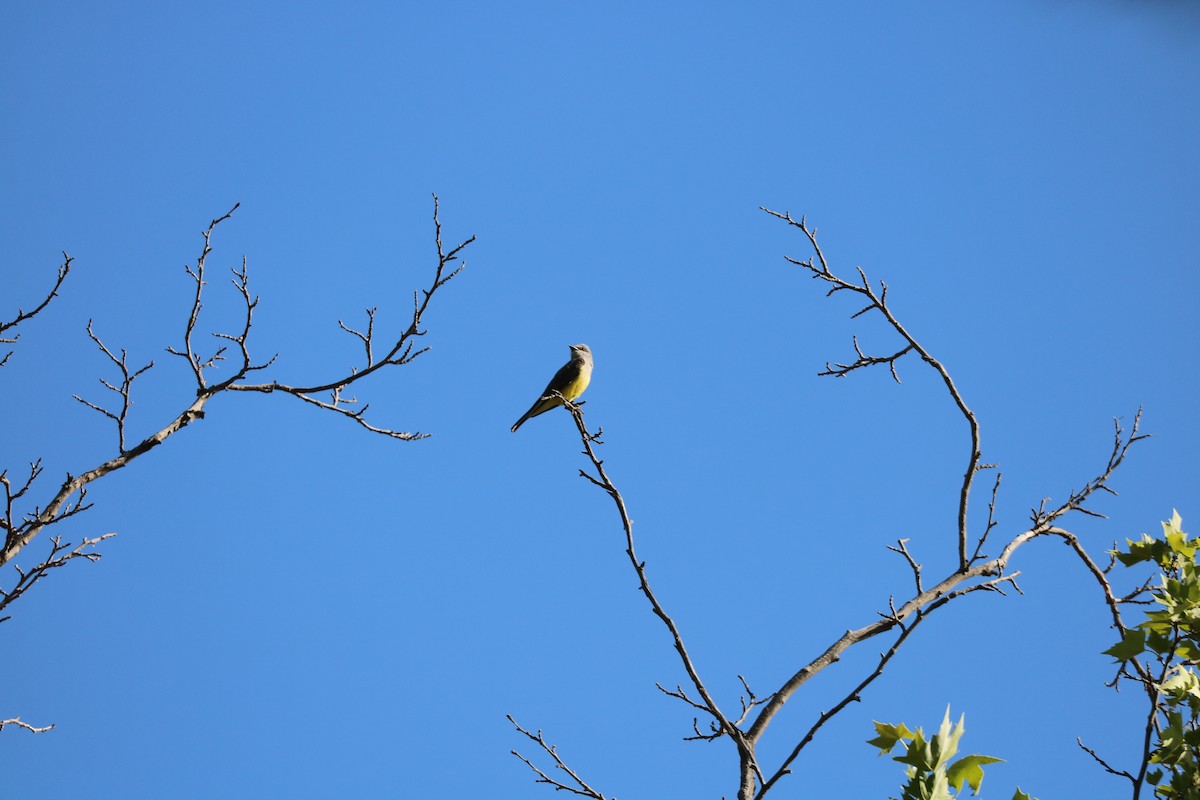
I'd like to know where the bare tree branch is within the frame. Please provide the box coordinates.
[553,394,1139,800]
[564,396,768,798]
[72,321,154,452]
[1,197,475,735]
[338,307,378,367]
[1,195,474,591]
[0,717,55,734]
[737,419,1139,798]
[0,532,116,623]
[887,538,924,595]
[1077,737,1138,784]
[969,468,1002,563]
[755,605,935,799]
[762,207,982,572]
[511,212,1146,800]
[164,204,240,387]
[508,716,612,800]
[1,253,74,367]
[225,194,475,440]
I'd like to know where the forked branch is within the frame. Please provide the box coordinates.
[0,532,116,623]
[2,196,474,592]
[508,716,612,800]
[225,194,475,439]
[762,206,981,571]
[511,211,1145,800]
[73,321,154,453]
[1,253,74,367]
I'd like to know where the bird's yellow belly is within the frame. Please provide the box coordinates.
[562,363,593,401]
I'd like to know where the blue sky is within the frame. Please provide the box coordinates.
[2,2,1198,797]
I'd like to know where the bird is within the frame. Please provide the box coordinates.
[511,344,594,432]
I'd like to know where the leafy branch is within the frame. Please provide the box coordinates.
[869,707,1035,800]
[1096,512,1200,799]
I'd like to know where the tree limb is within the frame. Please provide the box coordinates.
[2,196,474,583]
[513,212,1146,800]
[762,207,982,572]
[508,715,612,800]
[1,253,74,367]
[0,717,55,734]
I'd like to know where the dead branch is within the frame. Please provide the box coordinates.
[508,716,612,800]
[755,606,934,799]
[887,538,923,594]
[560,399,771,798]
[732,675,770,728]
[762,207,982,572]
[0,533,116,623]
[224,194,475,440]
[969,469,1003,563]
[741,415,1141,799]
[1077,737,1137,784]
[164,204,240,387]
[1,197,474,736]
[0,717,55,734]
[512,212,1146,800]
[73,321,154,452]
[1,253,74,367]
[338,307,378,366]
[2,195,474,583]
[820,336,913,382]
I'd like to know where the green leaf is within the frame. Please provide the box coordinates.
[1012,789,1039,800]
[1163,510,1186,540]
[946,754,1004,794]
[1156,511,1198,566]
[895,728,935,772]
[1166,530,1196,561]
[1110,513,1200,800]
[869,721,916,754]
[1176,641,1200,661]
[1117,534,1167,566]
[1160,666,1200,701]
[1103,628,1147,661]
[1147,627,1177,653]
[926,770,954,800]
[928,707,964,771]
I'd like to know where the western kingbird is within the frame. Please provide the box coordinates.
[511,344,593,432]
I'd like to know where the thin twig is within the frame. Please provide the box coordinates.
[1078,738,1137,783]
[0,717,55,734]
[225,194,475,438]
[887,538,923,594]
[1,253,74,366]
[0,533,116,623]
[3,198,474,577]
[165,204,240,388]
[72,321,154,452]
[763,207,982,571]
[970,469,1002,563]
[507,716,611,799]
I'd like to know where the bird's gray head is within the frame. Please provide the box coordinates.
[570,343,592,362]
